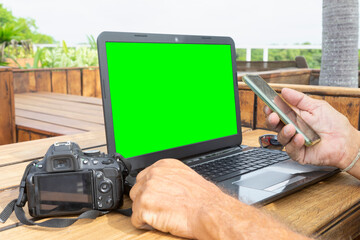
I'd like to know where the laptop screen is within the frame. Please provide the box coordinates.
[105,41,238,158]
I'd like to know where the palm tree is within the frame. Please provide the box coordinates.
[319,0,359,87]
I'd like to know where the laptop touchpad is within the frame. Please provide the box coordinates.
[233,171,305,192]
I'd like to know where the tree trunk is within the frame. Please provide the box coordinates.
[319,0,359,87]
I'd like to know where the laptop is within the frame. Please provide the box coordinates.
[97,32,338,205]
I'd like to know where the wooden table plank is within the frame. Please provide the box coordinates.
[15,103,104,124]
[16,109,104,132]
[26,92,102,105]
[0,130,106,166]
[16,94,103,112]
[15,97,102,116]
[16,117,86,136]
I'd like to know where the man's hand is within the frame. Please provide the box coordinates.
[130,158,224,239]
[265,88,360,172]
[130,159,310,240]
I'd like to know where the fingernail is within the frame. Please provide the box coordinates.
[294,136,299,144]
[284,126,289,136]
[140,224,154,230]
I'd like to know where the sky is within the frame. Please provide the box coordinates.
[1,0,324,46]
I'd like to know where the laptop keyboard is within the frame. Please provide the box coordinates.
[191,148,290,182]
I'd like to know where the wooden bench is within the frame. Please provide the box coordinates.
[15,92,104,142]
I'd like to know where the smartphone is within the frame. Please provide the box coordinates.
[242,74,320,147]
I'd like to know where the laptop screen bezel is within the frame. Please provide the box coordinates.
[97,32,242,169]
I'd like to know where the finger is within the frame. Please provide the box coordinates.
[277,124,296,146]
[130,173,148,201]
[284,133,305,163]
[131,193,147,229]
[266,112,284,132]
[263,105,273,115]
[135,165,153,183]
[281,88,317,111]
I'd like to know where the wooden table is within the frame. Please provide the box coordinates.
[1,129,360,239]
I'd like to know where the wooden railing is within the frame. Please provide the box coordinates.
[12,67,316,99]
[0,67,16,145]
[238,82,360,130]
[12,67,101,98]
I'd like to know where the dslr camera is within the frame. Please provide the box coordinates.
[25,141,129,217]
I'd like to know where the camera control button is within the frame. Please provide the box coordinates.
[102,158,114,165]
[106,198,113,206]
[96,171,103,179]
[98,201,103,208]
[82,158,89,165]
[84,150,101,157]
[99,181,111,193]
[92,160,99,165]
[98,196,102,201]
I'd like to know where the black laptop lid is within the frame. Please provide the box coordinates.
[97,32,242,169]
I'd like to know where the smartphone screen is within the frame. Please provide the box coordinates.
[243,74,320,146]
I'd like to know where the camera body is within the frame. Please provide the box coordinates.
[26,141,126,217]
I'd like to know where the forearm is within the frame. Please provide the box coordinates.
[194,193,311,240]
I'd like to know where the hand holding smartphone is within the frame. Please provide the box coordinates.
[242,74,320,147]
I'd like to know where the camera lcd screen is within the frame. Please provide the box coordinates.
[35,171,93,215]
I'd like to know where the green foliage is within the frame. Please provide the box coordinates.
[0,4,55,65]
[87,35,97,50]
[40,41,98,68]
[0,4,54,44]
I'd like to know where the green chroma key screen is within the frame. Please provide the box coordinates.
[106,42,238,158]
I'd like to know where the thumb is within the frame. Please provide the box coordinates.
[281,88,315,111]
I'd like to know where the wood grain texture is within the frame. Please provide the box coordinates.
[16,109,104,132]
[16,117,85,136]
[51,71,67,94]
[30,132,47,140]
[323,95,360,129]
[238,82,360,97]
[67,69,82,95]
[15,94,103,112]
[15,102,104,124]
[28,71,36,92]
[0,69,16,145]
[26,92,102,105]
[95,68,102,98]
[12,67,101,97]
[17,129,30,142]
[82,69,96,97]
[238,82,360,130]
[1,130,360,239]
[13,71,29,93]
[239,90,255,128]
[15,96,102,116]
[35,71,51,92]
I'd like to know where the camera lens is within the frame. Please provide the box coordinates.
[99,181,111,193]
